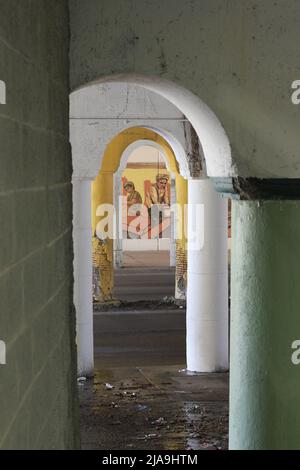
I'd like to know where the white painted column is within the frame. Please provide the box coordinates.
[186,178,228,372]
[73,178,94,376]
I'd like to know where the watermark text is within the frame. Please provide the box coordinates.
[95,198,205,251]
[0,79,6,104]
[291,80,300,105]
[0,340,6,365]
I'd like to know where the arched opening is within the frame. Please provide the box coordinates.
[72,74,232,178]
[71,76,230,449]
[114,142,177,303]
[115,141,175,270]
[71,77,231,377]
[90,128,188,376]
[91,127,188,304]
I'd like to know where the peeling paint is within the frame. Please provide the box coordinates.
[183,120,206,178]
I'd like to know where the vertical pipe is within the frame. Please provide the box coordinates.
[186,178,228,372]
[73,179,94,376]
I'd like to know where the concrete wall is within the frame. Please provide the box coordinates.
[70,83,191,179]
[69,0,300,179]
[0,1,79,449]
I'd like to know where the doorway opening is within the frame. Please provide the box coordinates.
[71,78,230,450]
[116,143,172,269]
[91,127,189,305]
[114,141,176,303]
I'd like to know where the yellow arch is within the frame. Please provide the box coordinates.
[100,127,179,174]
[92,127,187,301]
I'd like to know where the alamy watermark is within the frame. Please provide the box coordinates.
[291,80,300,105]
[0,79,6,104]
[291,340,300,365]
[0,80,6,364]
[0,340,6,365]
[95,197,205,251]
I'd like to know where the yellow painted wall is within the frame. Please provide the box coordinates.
[100,127,179,174]
[92,127,187,302]
[175,174,188,299]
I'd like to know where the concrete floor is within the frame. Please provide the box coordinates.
[122,250,170,267]
[79,305,229,450]
[93,308,186,369]
[113,266,176,301]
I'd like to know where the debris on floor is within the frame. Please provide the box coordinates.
[77,376,87,386]
[94,297,186,312]
[105,383,114,390]
[79,365,229,450]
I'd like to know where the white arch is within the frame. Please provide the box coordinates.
[117,139,172,172]
[114,139,176,268]
[139,126,189,177]
[74,74,233,177]
[71,78,229,376]
[70,85,192,180]
[71,120,189,179]
[72,109,190,375]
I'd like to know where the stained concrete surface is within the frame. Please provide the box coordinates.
[93,308,185,369]
[113,265,176,301]
[122,250,170,267]
[79,366,228,450]
[79,306,229,450]
[70,0,300,179]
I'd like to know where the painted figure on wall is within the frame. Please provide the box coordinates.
[123,181,142,206]
[145,174,170,238]
[145,173,170,209]
[121,173,171,240]
[123,181,143,239]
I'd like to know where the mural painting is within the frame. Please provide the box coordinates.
[122,169,171,241]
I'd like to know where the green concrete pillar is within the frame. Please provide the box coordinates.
[230,199,300,450]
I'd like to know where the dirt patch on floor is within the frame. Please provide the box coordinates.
[94,297,186,312]
[79,366,229,450]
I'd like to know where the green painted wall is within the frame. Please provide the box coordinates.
[0,0,79,449]
[69,0,300,179]
[230,200,300,449]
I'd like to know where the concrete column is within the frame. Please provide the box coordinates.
[73,179,94,377]
[230,200,300,450]
[186,178,228,372]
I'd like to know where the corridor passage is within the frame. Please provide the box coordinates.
[79,300,229,450]
[113,267,175,302]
